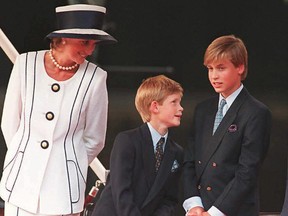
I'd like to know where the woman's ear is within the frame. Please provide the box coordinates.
[61,38,67,45]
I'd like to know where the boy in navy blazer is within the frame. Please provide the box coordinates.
[92,75,184,216]
[183,35,272,216]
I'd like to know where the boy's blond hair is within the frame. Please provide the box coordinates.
[204,35,248,80]
[135,75,183,122]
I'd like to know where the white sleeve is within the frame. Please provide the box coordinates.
[183,196,204,212]
[208,206,226,216]
[1,55,22,147]
[85,67,108,164]
[183,197,226,215]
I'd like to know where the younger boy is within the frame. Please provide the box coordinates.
[92,75,184,216]
[182,35,271,216]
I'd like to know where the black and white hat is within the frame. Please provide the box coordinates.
[46,4,117,44]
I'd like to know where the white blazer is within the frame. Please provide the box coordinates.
[0,50,108,214]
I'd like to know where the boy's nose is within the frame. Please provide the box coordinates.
[211,71,219,79]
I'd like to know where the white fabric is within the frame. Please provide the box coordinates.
[208,206,226,216]
[183,197,225,216]
[56,4,106,13]
[52,29,109,36]
[183,196,203,212]
[0,50,108,215]
[5,202,80,216]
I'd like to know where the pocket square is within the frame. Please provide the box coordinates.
[171,160,179,172]
[228,124,237,132]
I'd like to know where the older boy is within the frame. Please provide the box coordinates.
[182,35,271,216]
[92,75,184,216]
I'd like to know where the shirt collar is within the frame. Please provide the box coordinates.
[219,84,243,108]
[147,122,168,151]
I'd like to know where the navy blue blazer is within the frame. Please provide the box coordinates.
[183,88,272,216]
[281,174,288,216]
[92,123,183,216]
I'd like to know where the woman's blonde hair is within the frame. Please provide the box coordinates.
[135,75,183,122]
[204,35,248,80]
[50,38,64,49]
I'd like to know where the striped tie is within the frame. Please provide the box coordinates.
[213,99,226,134]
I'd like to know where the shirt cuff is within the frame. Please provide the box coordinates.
[208,206,226,216]
[183,196,204,212]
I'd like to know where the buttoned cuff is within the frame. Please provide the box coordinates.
[183,196,204,212]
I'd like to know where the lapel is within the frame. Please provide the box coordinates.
[141,136,176,208]
[140,124,157,189]
[199,88,249,177]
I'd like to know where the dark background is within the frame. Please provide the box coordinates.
[1,0,288,214]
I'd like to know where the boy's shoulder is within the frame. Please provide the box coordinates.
[195,95,218,111]
[167,135,183,150]
[116,123,150,140]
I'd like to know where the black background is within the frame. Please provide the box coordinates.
[1,0,288,214]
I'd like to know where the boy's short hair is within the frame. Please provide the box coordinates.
[204,35,248,80]
[135,75,183,122]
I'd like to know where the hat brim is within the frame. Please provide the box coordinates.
[46,29,117,44]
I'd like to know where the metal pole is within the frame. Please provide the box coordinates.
[0,28,19,63]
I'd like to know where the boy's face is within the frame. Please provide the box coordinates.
[156,93,183,128]
[206,59,244,98]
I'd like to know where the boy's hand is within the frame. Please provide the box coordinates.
[201,212,211,216]
[186,206,204,216]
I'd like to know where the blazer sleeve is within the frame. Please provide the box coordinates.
[182,104,202,200]
[109,132,142,216]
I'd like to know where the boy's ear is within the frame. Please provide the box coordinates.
[150,101,159,113]
[238,64,245,74]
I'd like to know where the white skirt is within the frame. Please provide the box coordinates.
[4,202,81,216]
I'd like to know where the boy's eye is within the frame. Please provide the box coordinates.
[171,99,181,104]
[217,67,225,71]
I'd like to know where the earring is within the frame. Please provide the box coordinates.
[62,40,66,45]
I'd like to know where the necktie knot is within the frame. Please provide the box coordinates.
[157,137,165,148]
[219,99,227,109]
[155,137,165,172]
[213,99,227,134]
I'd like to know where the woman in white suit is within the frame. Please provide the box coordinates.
[0,4,116,216]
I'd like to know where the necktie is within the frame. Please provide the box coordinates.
[155,137,165,172]
[213,99,226,134]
